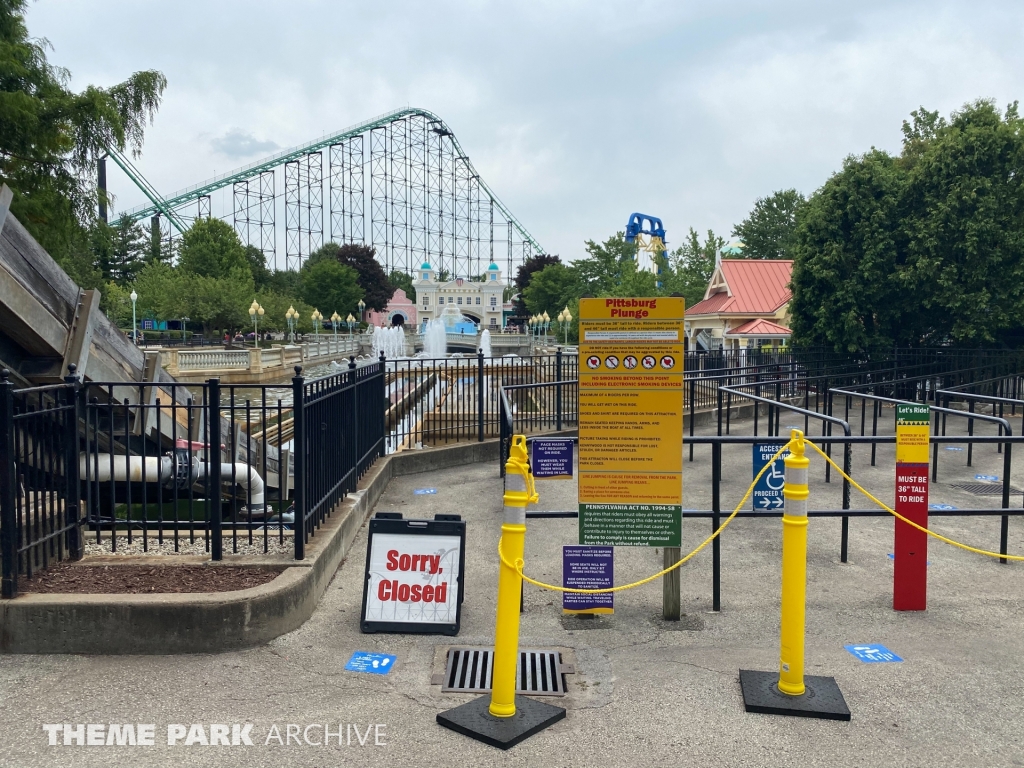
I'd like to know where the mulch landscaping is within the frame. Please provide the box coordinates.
[18,563,281,594]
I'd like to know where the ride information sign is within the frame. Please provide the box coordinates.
[894,402,930,611]
[578,297,684,547]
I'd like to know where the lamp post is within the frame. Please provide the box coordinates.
[248,300,264,347]
[558,306,572,345]
[312,309,322,342]
[181,315,190,345]
[357,298,366,323]
[330,311,341,346]
[542,311,551,342]
[129,289,138,344]
[286,306,298,343]
[346,313,356,341]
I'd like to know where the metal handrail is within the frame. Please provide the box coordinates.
[720,383,855,561]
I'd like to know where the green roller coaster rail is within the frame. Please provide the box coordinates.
[118,107,546,255]
[106,147,188,233]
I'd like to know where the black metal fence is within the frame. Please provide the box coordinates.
[0,371,83,598]
[0,361,386,597]
[679,432,1024,612]
[5,346,1024,597]
[294,361,385,559]
[385,351,578,451]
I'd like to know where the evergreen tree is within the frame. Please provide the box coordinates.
[108,215,147,284]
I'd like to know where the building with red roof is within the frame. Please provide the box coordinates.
[686,258,793,351]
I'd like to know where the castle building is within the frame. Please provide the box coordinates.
[413,261,505,330]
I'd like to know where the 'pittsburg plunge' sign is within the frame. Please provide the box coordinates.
[578,297,684,547]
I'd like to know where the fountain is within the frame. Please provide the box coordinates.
[422,318,447,358]
[479,328,492,358]
[371,325,406,359]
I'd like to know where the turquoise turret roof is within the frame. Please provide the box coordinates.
[421,261,432,270]
[487,262,499,270]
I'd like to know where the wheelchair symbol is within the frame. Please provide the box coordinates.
[765,463,785,491]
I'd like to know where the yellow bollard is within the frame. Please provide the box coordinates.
[489,435,538,718]
[778,429,809,696]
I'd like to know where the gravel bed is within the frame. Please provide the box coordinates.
[83,536,293,558]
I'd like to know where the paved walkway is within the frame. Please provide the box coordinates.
[1,408,1023,767]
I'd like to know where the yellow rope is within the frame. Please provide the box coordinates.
[503,435,1023,594]
[805,439,1024,562]
[498,442,794,593]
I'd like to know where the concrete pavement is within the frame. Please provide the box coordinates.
[1,407,1023,767]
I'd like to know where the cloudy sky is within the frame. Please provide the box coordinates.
[25,0,1024,261]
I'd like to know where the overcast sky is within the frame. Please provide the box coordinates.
[25,0,1024,262]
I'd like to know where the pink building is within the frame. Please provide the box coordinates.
[364,288,418,327]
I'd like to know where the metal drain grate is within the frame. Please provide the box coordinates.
[949,482,1021,496]
[440,647,569,696]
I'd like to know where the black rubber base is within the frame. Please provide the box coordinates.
[436,694,566,749]
[739,669,851,721]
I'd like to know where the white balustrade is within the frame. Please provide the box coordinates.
[177,349,250,370]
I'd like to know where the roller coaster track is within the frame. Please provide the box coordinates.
[116,107,546,276]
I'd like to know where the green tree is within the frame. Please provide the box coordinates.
[146,216,172,266]
[660,228,725,308]
[131,261,256,337]
[308,242,391,311]
[99,280,133,328]
[104,214,147,284]
[790,100,1024,351]
[522,262,577,316]
[573,234,636,296]
[900,102,1024,344]
[732,189,806,260]
[253,289,312,334]
[264,267,302,297]
[300,259,364,319]
[0,0,166,282]
[789,151,903,351]
[243,245,272,290]
[388,269,416,302]
[512,253,561,315]
[177,218,250,279]
[131,262,187,323]
[606,257,659,298]
[188,268,255,336]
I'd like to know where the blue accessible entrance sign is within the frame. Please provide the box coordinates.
[344,652,397,674]
[752,443,789,512]
[844,644,902,663]
[531,438,574,479]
